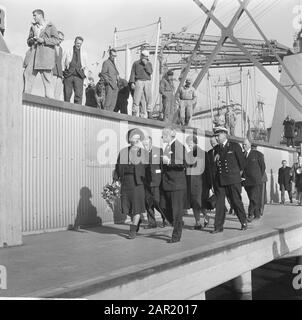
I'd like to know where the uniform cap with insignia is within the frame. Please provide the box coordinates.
[213,126,229,135]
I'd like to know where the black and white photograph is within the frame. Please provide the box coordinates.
[1,0,302,304]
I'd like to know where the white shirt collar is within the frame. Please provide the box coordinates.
[169,138,176,147]
[222,139,228,147]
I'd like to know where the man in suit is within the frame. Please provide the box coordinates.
[278,160,293,204]
[100,48,120,111]
[161,127,187,243]
[142,136,166,229]
[212,127,248,233]
[63,36,88,105]
[186,135,211,229]
[242,139,266,221]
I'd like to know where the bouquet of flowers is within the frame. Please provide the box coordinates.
[101,181,121,210]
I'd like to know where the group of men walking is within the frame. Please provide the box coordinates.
[114,125,269,243]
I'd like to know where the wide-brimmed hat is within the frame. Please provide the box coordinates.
[127,128,145,143]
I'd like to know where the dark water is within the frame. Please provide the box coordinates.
[207,258,302,300]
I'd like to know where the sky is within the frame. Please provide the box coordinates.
[1,0,301,127]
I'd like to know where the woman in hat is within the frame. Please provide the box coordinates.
[114,128,149,239]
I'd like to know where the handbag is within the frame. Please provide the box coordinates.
[206,194,216,210]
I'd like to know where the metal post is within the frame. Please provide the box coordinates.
[240,67,244,138]
[245,70,251,137]
[208,72,214,129]
[152,18,162,109]
[114,27,117,48]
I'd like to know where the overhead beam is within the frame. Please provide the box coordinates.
[192,0,302,113]
[241,2,302,98]
[175,0,218,97]
[193,0,251,89]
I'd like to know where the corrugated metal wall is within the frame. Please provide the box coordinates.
[23,102,121,233]
[22,101,168,234]
[22,99,298,234]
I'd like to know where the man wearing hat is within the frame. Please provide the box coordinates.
[129,50,153,119]
[159,70,175,122]
[177,78,197,127]
[212,127,248,233]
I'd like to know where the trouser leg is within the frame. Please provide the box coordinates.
[171,189,186,241]
[104,85,118,111]
[120,102,128,114]
[139,94,147,118]
[162,96,168,121]
[41,70,54,99]
[162,192,174,225]
[193,209,201,225]
[227,184,247,225]
[179,100,186,126]
[23,49,37,94]
[64,76,74,102]
[133,80,144,117]
[53,76,63,100]
[214,184,226,230]
[144,80,153,113]
[73,76,84,104]
[145,187,157,226]
[185,101,193,126]
[245,185,260,217]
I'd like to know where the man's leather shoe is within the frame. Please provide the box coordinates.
[168,238,180,243]
[211,228,223,234]
[144,224,157,229]
[193,224,202,231]
[241,223,248,231]
[247,216,254,223]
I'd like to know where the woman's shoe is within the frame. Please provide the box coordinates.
[128,224,137,239]
[136,219,142,233]
[204,215,210,228]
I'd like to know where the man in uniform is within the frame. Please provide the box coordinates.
[242,139,266,221]
[177,79,197,127]
[212,127,248,233]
